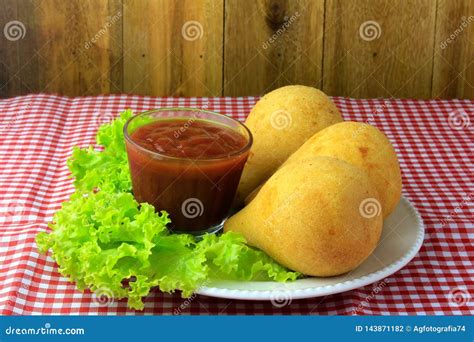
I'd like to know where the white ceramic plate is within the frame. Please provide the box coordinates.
[197,196,424,301]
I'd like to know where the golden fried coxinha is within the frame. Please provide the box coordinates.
[244,122,402,219]
[284,122,402,218]
[225,157,383,277]
[234,85,343,205]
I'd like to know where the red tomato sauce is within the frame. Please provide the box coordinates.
[130,119,248,159]
[125,119,250,232]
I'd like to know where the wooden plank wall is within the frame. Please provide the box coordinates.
[0,0,472,98]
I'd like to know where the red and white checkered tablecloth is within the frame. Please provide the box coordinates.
[0,94,472,315]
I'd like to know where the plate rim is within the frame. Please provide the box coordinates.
[196,196,425,301]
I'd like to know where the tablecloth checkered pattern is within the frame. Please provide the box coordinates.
[0,94,472,315]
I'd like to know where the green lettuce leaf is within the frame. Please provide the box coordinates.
[37,190,205,310]
[197,232,298,282]
[36,109,300,310]
[67,109,133,193]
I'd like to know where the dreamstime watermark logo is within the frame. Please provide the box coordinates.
[270,109,292,130]
[95,112,115,127]
[373,101,390,116]
[447,110,470,130]
[84,11,122,49]
[352,278,389,315]
[4,322,85,336]
[92,287,115,306]
[7,282,30,308]
[448,287,471,307]
[173,280,209,315]
[1,113,21,132]
[5,200,26,218]
[440,16,474,49]
[262,12,301,49]
[3,20,26,41]
[174,114,198,139]
[359,198,382,218]
[439,193,472,227]
[270,291,292,308]
[1,102,30,132]
[350,101,390,138]
[359,20,381,41]
[181,198,204,219]
[174,103,210,138]
[181,21,203,41]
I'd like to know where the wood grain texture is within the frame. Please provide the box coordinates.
[1,0,472,99]
[223,0,324,96]
[432,0,473,99]
[123,0,223,96]
[1,0,123,97]
[1,0,39,97]
[323,0,437,98]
